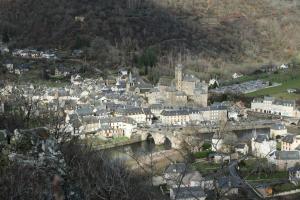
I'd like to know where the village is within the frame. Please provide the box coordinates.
[2,45,300,199]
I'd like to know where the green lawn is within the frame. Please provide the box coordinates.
[192,161,221,174]
[220,66,300,100]
[193,150,212,159]
[273,182,300,193]
[245,171,287,180]
[239,159,288,181]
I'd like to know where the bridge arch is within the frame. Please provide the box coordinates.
[163,136,172,149]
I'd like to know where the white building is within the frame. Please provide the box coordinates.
[209,78,219,87]
[160,110,190,125]
[268,151,300,170]
[115,108,153,125]
[100,117,137,138]
[251,134,276,158]
[251,97,300,118]
[289,167,300,185]
[281,134,300,151]
[188,106,228,123]
[235,143,249,155]
[270,123,287,139]
[232,72,243,79]
[279,64,288,69]
[170,186,206,200]
[211,133,224,152]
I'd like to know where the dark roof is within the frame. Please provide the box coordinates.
[161,110,189,116]
[165,163,186,174]
[0,130,8,142]
[255,134,269,143]
[275,151,300,160]
[76,107,94,116]
[288,166,300,173]
[218,176,239,188]
[282,134,295,143]
[117,107,144,115]
[171,186,206,199]
[100,116,137,125]
[188,105,227,113]
[82,116,99,124]
[271,123,286,130]
[235,143,246,149]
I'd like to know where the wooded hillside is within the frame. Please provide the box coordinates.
[1,0,300,78]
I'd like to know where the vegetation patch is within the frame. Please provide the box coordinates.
[192,161,221,174]
[272,182,300,193]
[193,150,212,159]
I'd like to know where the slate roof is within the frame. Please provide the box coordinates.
[0,130,8,142]
[75,107,94,116]
[161,110,189,116]
[254,134,269,143]
[271,123,286,130]
[235,143,246,149]
[288,166,300,173]
[187,105,227,114]
[165,163,186,174]
[275,151,300,160]
[256,96,296,107]
[172,186,206,199]
[182,171,202,184]
[100,116,137,125]
[82,116,99,124]
[149,104,163,110]
[282,134,295,143]
[117,107,144,115]
[218,176,239,188]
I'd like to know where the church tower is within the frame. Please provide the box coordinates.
[175,64,183,91]
[126,71,134,92]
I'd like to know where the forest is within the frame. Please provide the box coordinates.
[1,0,300,79]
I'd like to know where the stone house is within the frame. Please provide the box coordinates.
[268,151,300,170]
[170,186,206,200]
[160,110,190,125]
[251,134,276,158]
[281,134,300,151]
[164,163,186,186]
[99,116,137,138]
[289,166,300,185]
[270,123,287,139]
[235,143,249,155]
[251,97,300,118]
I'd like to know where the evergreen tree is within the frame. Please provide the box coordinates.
[2,32,9,43]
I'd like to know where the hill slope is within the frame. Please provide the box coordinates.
[1,0,300,77]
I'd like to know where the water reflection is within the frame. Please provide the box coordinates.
[109,137,172,160]
[109,128,270,160]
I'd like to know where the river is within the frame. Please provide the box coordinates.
[107,128,270,161]
[108,137,172,161]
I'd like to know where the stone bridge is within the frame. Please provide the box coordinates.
[139,130,182,149]
[137,120,277,150]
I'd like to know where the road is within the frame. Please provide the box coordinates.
[228,159,264,200]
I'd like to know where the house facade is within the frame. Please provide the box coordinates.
[161,110,190,125]
[270,123,287,139]
[251,134,276,158]
[268,151,300,170]
[251,97,300,118]
[281,134,300,151]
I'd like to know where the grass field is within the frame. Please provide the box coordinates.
[239,68,300,100]
[246,77,300,100]
[192,161,221,174]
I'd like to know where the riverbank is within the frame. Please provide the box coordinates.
[127,149,185,173]
[87,136,144,150]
